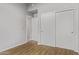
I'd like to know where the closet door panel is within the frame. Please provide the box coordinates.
[40,12,55,46]
[56,10,75,50]
[26,15,32,41]
[32,17,40,43]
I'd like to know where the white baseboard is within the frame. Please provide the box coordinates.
[74,50,79,54]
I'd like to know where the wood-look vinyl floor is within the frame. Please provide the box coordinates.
[0,40,78,55]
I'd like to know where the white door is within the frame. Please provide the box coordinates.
[26,15,32,41]
[56,9,75,50]
[40,12,55,46]
[32,16,40,43]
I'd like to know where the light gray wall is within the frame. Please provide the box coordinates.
[28,3,79,14]
[0,3,28,52]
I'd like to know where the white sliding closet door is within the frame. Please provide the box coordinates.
[56,9,75,50]
[40,12,55,46]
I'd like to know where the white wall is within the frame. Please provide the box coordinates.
[28,3,79,14]
[0,3,28,52]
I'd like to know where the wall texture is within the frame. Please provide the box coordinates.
[0,3,28,52]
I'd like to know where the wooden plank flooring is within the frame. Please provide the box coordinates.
[0,40,78,55]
